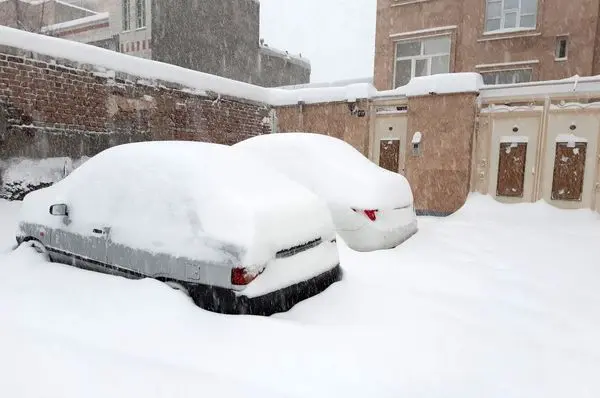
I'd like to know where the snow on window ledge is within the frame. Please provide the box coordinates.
[482,27,537,36]
[391,0,431,7]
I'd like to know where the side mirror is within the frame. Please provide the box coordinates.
[49,204,69,217]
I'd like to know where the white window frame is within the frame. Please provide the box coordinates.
[485,0,537,32]
[122,0,131,31]
[136,0,146,29]
[481,68,533,85]
[392,35,451,89]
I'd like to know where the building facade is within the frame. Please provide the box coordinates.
[374,0,600,90]
[0,0,93,31]
[0,0,310,87]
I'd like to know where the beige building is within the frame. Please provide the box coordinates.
[374,0,600,90]
[274,75,600,215]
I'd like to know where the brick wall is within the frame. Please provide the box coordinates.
[275,100,371,155]
[0,47,271,162]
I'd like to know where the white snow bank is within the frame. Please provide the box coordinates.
[233,133,413,209]
[0,26,271,104]
[1,156,88,186]
[19,142,334,266]
[0,199,20,252]
[41,12,109,33]
[2,195,600,398]
[269,83,377,106]
[379,73,484,98]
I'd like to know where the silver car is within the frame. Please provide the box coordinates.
[16,141,342,315]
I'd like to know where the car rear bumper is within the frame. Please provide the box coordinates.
[187,264,342,316]
[339,219,418,252]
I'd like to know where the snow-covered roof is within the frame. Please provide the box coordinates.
[0,0,97,14]
[480,74,600,100]
[278,77,373,90]
[41,12,109,33]
[259,45,311,69]
[377,73,485,99]
[269,83,378,106]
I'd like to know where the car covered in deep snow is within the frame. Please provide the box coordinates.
[16,141,342,315]
[233,133,417,252]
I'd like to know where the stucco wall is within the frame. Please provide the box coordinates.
[404,93,478,215]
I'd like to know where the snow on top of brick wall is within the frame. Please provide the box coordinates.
[0,26,272,104]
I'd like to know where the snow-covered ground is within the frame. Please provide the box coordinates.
[1,195,599,398]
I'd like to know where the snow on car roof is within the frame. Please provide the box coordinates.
[18,141,333,266]
[233,133,414,209]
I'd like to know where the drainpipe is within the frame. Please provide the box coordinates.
[298,101,305,131]
[469,95,481,193]
[533,95,551,202]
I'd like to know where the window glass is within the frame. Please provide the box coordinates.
[521,0,538,14]
[504,0,519,9]
[520,14,536,28]
[486,1,502,18]
[486,18,501,31]
[515,69,532,83]
[423,36,450,55]
[394,59,412,87]
[556,37,568,59]
[482,73,497,85]
[415,59,428,77]
[396,41,421,57]
[504,12,517,29]
[431,55,449,74]
[122,0,130,31]
[482,69,532,85]
[136,0,146,28]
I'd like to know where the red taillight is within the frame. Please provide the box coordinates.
[363,209,378,221]
[351,208,379,221]
[231,267,257,286]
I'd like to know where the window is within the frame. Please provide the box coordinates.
[556,36,568,60]
[122,0,131,31]
[485,0,537,32]
[481,69,532,85]
[393,36,451,88]
[136,0,146,29]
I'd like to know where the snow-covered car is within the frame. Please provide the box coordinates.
[16,141,341,315]
[233,133,418,252]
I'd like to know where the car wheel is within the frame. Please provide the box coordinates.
[21,239,50,261]
[164,281,191,297]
